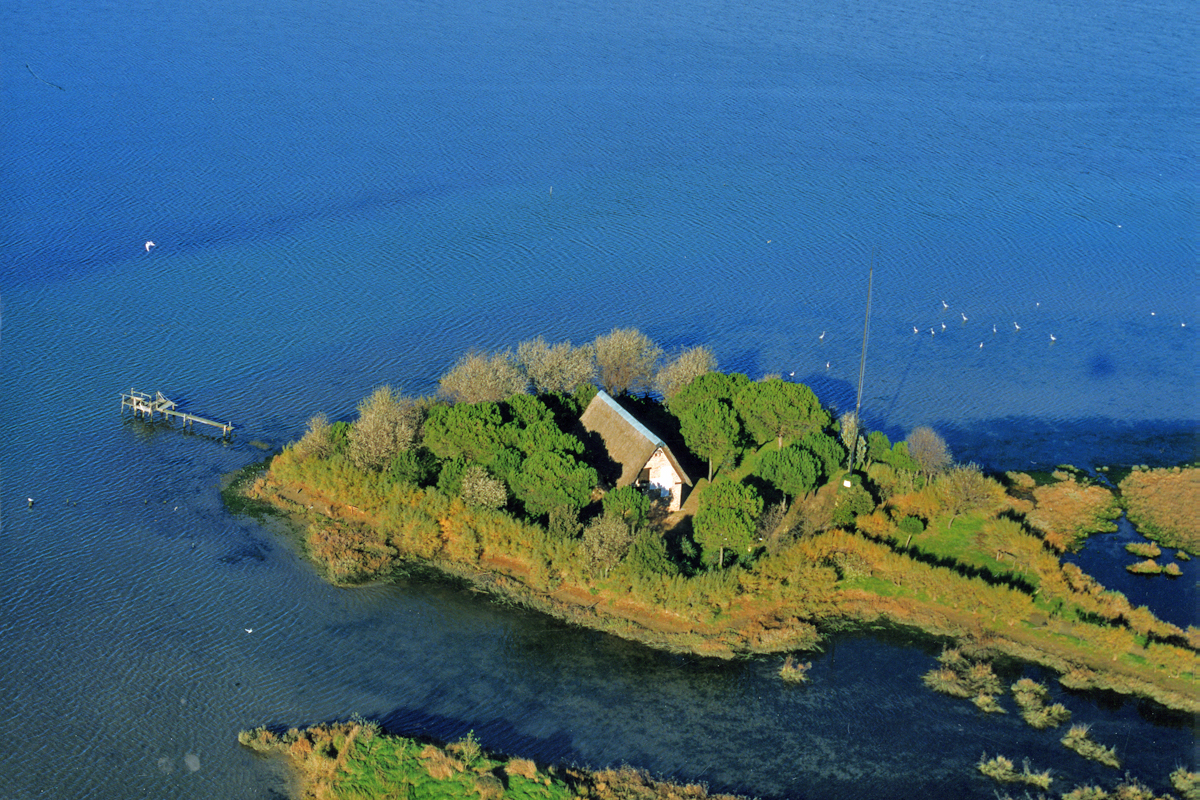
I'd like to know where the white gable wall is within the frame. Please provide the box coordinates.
[644,448,684,511]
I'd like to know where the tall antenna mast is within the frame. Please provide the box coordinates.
[847,248,874,473]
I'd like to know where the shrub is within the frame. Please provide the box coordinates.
[779,655,812,683]
[1170,767,1199,800]
[1126,559,1163,575]
[897,515,925,536]
[1124,541,1161,559]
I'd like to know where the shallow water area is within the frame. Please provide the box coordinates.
[2,0,1195,796]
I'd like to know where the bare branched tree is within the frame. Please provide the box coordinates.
[460,464,508,509]
[906,426,952,478]
[293,412,335,461]
[515,337,596,395]
[593,328,663,396]
[438,350,530,404]
[348,386,422,471]
[581,514,635,577]
[653,346,717,401]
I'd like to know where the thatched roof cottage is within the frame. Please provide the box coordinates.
[579,390,692,512]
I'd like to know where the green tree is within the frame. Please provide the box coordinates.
[734,378,830,449]
[602,485,651,528]
[669,370,752,416]
[592,328,663,396]
[693,478,762,568]
[509,450,597,519]
[798,430,846,483]
[756,445,819,508]
[831,483,875,527]
[653,346,717,402]
[423,402,505,462]
[677,397,741,481]
[438,350,529,404]
[503,394,554,427]
[347,386,422,472]
[516,337,596,395]
[626,529,678,577]
[511,419,583,458]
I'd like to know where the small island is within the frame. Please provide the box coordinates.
[230,330,1198,794]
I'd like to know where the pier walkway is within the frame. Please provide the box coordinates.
[120,390,233,437]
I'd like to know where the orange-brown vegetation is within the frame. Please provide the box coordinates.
[1119,467,1200,553]
[1023,476,1120,552]
[239,721,747,800]
[236,445,1198,714]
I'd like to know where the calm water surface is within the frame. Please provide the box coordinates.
[1,0,1194,797]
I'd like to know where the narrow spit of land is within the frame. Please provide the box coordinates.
[226,345,1198,798]
[228,439,1197,714]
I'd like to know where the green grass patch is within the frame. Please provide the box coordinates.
[240,720,745,800]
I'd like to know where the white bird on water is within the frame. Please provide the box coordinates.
[244,628,254,634]
[145,241,155,252]
[28,498,34,508]
[942,300,948,309]
[913,326,919,334]
[819,331,826,341]
[961,312,968,322]
[979,342,984,349]
[1014,322,1021,331]
[941,322,946,331]
[1050,334,1056,342]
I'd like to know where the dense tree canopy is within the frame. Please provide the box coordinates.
[693,478,762,568]
[756,445,819,506]
[668,370,752,416]
[509,450,597,519]
[677,397,741,481]
[734,378,830,449]
[798,430,846,482]
[602,485,651,528]
[592,328,663,396]
[423,402,505,462]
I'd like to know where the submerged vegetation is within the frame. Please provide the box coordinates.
[921,648,1005,713]
[976,753,1052,790]
[1010,678,1071,729]
[232,330,1199,715]
[1061,724,1121,769]
[239,720,745,800]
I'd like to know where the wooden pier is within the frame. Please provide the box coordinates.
[120,390,233,437]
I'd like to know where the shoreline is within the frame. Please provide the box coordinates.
[227,460,1199,714]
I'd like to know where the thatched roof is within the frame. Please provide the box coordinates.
[579,391,692,487]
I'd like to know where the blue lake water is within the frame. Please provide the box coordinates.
[1,0,1195,797]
